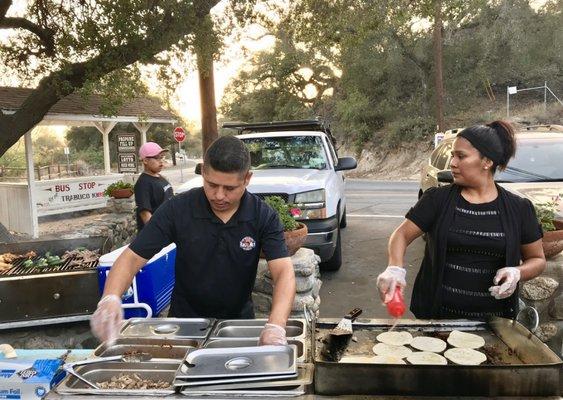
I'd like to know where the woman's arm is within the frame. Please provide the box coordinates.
[388,219,425,266]
[377,219,425,302]
[489,239,546,299]
[518,239,546,280]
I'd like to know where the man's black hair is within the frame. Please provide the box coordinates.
[203,135,250,175]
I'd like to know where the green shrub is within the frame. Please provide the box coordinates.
[103,180,133,197]
[534,196,561,232]
[264,196,299,231]
[384,116,436,148]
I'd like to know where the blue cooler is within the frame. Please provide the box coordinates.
[97,244,176,318]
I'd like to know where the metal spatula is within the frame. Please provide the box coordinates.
[330,308,362,336]
[321,308,362,362]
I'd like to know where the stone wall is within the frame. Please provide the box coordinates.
[73,198,137,251]
[253,248,322,318]
[520,252,562,356]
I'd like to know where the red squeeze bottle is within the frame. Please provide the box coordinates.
[386,289,406,318]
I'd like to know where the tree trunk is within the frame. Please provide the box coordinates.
[433,0,445,132]
[198,51,218,155]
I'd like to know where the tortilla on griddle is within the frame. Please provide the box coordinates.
[372,342,412,359]
[340,355,406,364]
[444,348,487,365]
[446,330,485,349]
[406,351,448,365]
[410,336,447,353]
[376,331,413,346]
[372,355,407,364]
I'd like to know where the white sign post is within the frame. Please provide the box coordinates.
[173,127,187,182]
[64,147,70,177]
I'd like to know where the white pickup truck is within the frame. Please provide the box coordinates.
[177,120,357,271]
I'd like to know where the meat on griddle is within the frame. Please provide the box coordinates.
[62,248,100,267]
[0,251,36,264]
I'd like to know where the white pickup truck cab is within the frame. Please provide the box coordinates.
[177,120,357,270]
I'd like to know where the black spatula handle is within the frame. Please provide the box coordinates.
[345,308,363,321]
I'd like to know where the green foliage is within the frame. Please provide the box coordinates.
[384,116,436,148]
[264,196,299,231]
[103,180,133,197]
[534,195,562,232]
[220,0,562,150]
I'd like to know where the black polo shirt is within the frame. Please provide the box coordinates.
[129,187,288,319]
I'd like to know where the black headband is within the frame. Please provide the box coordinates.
[457,126,503,165]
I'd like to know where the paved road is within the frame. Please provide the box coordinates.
[319,179,425,319]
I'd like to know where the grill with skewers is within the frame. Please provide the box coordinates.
[0,237,110,329]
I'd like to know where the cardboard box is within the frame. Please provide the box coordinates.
[0,359,64,399]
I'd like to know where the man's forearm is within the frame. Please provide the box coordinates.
[268,264,295,327]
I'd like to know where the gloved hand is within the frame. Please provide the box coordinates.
[258,323,287,346]
[90,294,123,344]
[376,266,407,303]
[489,267,521,299]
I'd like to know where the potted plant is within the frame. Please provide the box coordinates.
[534,195,563,258]
[264,196,308,256]
[104,180,134,199]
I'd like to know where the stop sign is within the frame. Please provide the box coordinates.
[173,127,186,142]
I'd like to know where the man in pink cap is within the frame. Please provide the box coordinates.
[134,142,173,230]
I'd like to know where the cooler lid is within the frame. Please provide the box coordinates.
[99,243,176,265]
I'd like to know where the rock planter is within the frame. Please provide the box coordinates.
[542,229,563,259]
[253,247,322,318]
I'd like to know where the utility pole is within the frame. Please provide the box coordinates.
[196,15,218,155]
[433,0,445,132]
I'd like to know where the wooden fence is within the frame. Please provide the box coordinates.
[0,164,81,181]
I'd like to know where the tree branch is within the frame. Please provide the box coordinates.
[0,0,11,21]
[0,0,220,155]
[0,17,55,56]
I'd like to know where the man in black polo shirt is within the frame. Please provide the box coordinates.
[91,136,296,346]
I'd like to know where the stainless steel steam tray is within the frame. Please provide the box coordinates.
[119,318,214,340]
[55,360,179,396]
[177,363,312,390]
[203,338,306,363]
[176,345,297,379]
[94,337,199,360]
[209,319,305,339]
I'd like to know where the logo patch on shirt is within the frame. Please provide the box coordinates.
[239,236,256,251]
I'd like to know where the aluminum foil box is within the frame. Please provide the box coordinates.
[0,359,64,399]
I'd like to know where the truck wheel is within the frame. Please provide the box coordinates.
[321,223,342,271]
[339,207,347,229]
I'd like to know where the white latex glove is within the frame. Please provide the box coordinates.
[376,266,407,303]
[258,323,287,346]
[90,294,123,344]
[489,267,521,300]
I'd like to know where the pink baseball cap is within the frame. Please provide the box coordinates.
[139,142,169,159]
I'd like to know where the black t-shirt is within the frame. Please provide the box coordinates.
[134,173,173,230]
[406,186,542,318]
[129,187,289,319]
[442,194,508,318]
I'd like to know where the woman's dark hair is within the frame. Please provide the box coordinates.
[203,135,250,176]
[458,120,516,172]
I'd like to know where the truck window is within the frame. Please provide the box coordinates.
[241,136,328,170]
